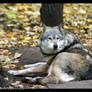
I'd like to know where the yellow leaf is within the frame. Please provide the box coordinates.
[4,77,8,81]
[64,25,69,29]
[22,39,28,42]
[33,85,42,88]
[22,36,31,42]
[6,32,16,37]
[89,50,92,55]
[17,64,24,70]
[30,41,37,46]
[83,25,88,29]
[83,43,87,46]
[0,32,5,35]
[33,36,39,39]
[87,19,92,23]
[80,29,85,33]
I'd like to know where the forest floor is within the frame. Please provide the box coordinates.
[0,3,92,89]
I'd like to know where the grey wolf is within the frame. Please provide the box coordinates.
[8,25,92,85]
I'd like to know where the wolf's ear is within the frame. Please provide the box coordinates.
[58,23,64,34]
[42,23,48,32]
[58,23,63,30]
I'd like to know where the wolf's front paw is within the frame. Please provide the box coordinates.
[8,70,19,75]
[24,77,36,84]
[24,77,42,84]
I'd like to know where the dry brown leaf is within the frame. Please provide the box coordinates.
[2,49,9,55]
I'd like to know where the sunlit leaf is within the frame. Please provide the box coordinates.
[6,32,16,37]
[4,77,8,81]
[5,11,17,18]
[80,29,85,33]
[89,50,92,55]
[22,36,31,42]
[33,35,39,39]
[5,56,11,62]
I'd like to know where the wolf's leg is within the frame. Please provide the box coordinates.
[24,75,61,85]
[46,54,76,83]
[39,75,61,85]
[52,53,76,82]
[8,62,48,76]
[24,62,46,68]
[54,66,75,82]
[36,65,75,85]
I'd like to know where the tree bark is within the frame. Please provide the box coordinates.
[40,3,63,27]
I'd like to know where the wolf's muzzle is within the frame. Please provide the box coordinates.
[53,44,58,50]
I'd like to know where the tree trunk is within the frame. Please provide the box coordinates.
[40,3,63,27]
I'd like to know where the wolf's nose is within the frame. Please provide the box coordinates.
[53,44,58,50]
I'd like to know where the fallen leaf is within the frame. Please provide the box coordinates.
[22,36,31,42]
[5,11,17,18]
[33,85,42,88]
[6,32,16,38]
[9,64,16,69]
[4,77,8,81]
[16,64,24,70]
[32,35,39,39]
[5,56,11,63]
[2,49,9,55]
[64,24,69,29]
[89,50,92,55]
[14,53,22,59]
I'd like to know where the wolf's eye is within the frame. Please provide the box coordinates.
[56,37,59,40]
[48,37,52,40]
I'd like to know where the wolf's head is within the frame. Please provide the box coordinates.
[38,25,67,55]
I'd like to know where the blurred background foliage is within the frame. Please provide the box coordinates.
[0,3,92,48]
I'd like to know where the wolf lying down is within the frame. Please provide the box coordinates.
[8,26,92,85]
